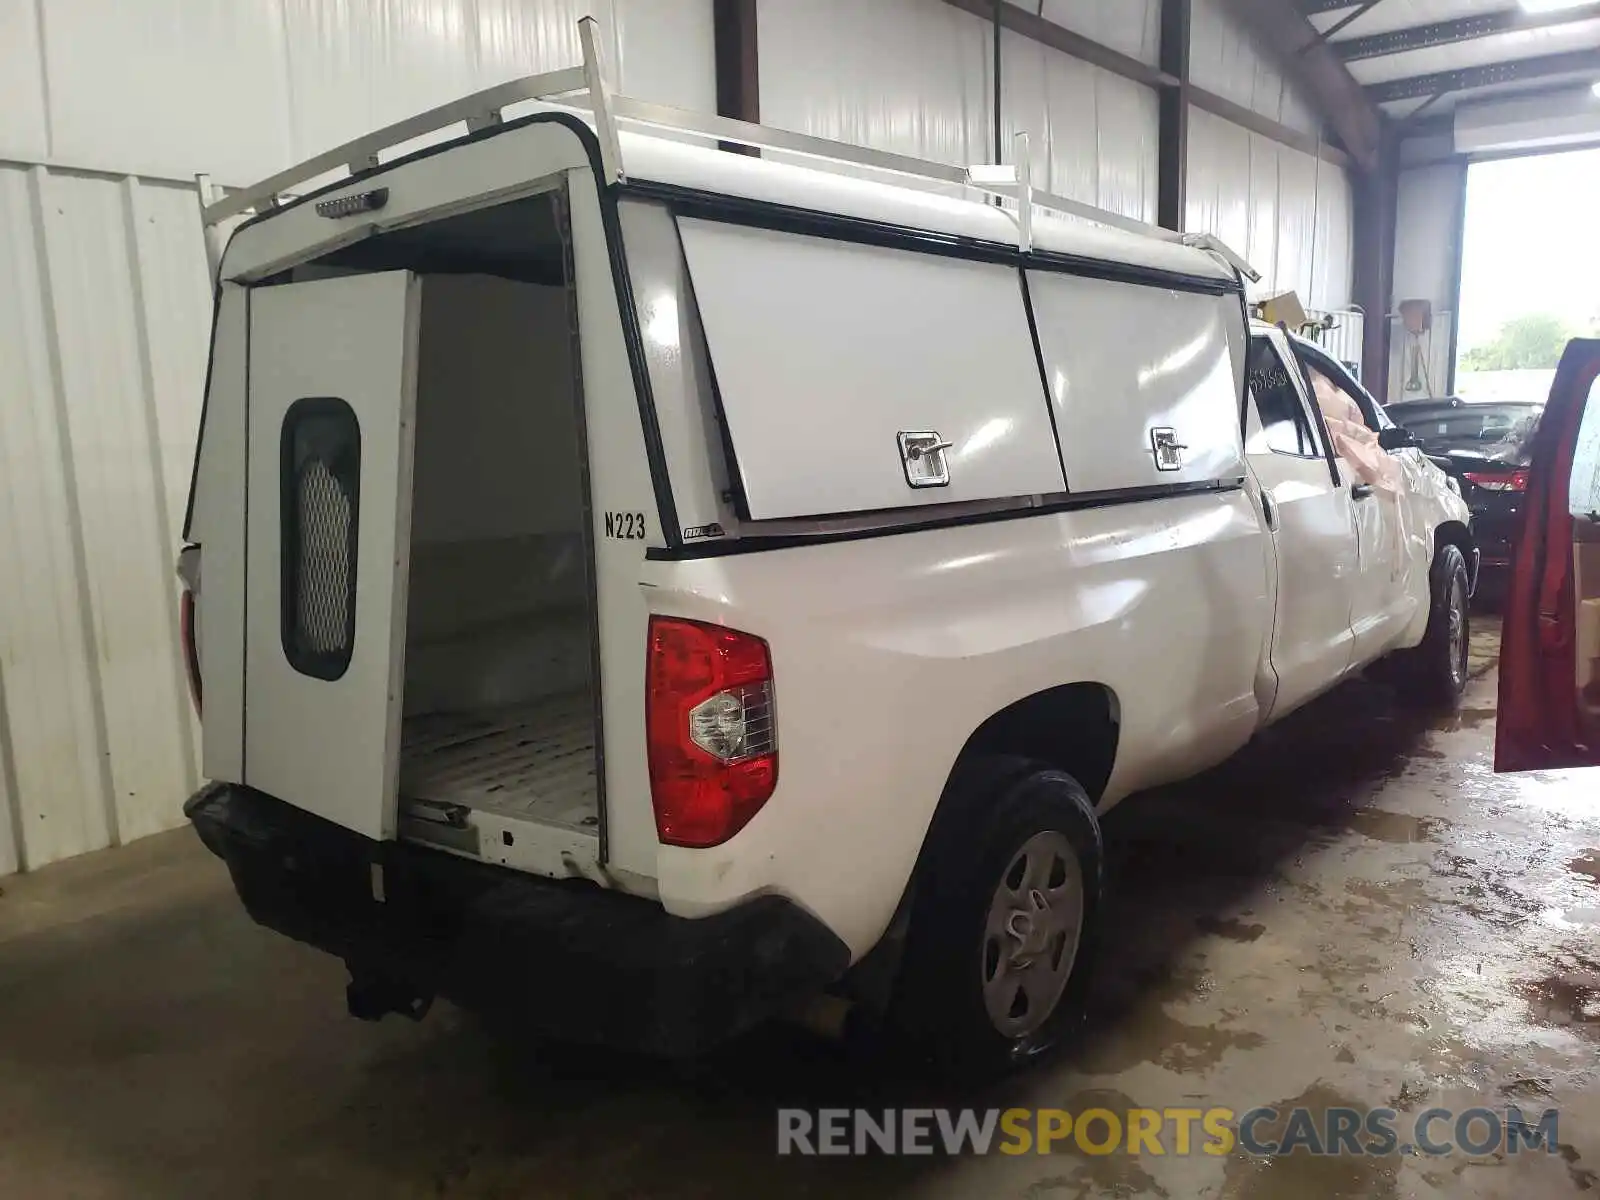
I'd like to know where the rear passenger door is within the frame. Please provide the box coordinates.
[1246,331,1359,719]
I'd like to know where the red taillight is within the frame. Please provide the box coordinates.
[1463,468,1528,493]
[179,589,202,713]
[646,617,777,848]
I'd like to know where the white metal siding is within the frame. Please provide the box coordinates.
[1031,0,1160,66]
[1186,107,1354,311]
[1190,0,1320,136]
[757,0,1159,222]
[1001,30,1159,223]
[0,163,206,872]
[3,0,713,183]
[757,0,994,170]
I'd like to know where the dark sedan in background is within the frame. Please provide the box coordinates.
[1385,396,1543,570]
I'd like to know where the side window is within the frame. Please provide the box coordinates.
[281,397,361,681]
[1248,337,1326,459]
[1300,347,1384,431]
[1571,378,1600,520]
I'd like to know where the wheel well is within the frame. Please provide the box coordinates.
[839,682,1121,1011]
[958,682,1121,804]
[1435,519,1477,591]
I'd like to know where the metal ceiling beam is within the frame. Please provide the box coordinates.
[1217,0,1385,169]
[1339,3,1600,61]
[1314,0,1389,45]
[1300,0,1364,14]
[1367,46,1600,102]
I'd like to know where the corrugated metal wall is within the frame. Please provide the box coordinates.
[1187,107,1354,311]
[1,0,713,182]
[757,0,1160,223]
[1186,0,1353,310]
[1190,0,1320,137]
[1,0,1355,874]
[759,0,1351,303]
[0,165,208,874]
[0,0,712,875]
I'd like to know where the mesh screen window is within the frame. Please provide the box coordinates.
[280,398,361,680]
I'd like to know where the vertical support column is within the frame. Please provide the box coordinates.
[195,174,226,285]
[714,0,760,153]
[1353,129,1400,398]
[992,0,1004,165]
[1158,0,1191,232]
[1444,164,1469,396]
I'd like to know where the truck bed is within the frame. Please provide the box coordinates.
[400,693,598,831]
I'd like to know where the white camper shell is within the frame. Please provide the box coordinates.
[182,23,1475,1072]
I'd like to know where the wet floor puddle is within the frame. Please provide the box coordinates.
[1217,1083,1399,1200]
[1523,969,1600,1033]
[1196,915,1267,943]
[1017,1089,1173,1199]
[1434,706,1498,732]
[1570,851,1600,885]
[1345,809,1448,844]
[1343,877,1430,914]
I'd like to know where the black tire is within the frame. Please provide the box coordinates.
[888,755,1102,1080]
[1397,542,1471,707]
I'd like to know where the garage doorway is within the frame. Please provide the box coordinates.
[1455,147,1600,406]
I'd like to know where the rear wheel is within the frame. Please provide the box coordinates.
[889,756,1102,1079]
[1397,543,1471,707]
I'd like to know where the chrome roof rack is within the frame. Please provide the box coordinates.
[196,16,1259,284]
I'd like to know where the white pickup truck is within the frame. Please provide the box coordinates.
[179,43,1475,1077]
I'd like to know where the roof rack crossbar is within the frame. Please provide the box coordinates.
[201,63,588,224]
[197,15,1258,282]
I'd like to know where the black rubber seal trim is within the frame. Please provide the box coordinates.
[646,478,1247,561]
[625,178,1243,296]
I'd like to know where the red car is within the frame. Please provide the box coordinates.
[1497,339,1600,772]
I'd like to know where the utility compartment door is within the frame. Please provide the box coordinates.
[245,272,421,840]
[676,218,1066,519]
[1027,271,1247,494]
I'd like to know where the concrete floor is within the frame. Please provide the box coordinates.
[4,618,1600,1198]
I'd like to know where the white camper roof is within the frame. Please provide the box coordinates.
[615,131,1236,284]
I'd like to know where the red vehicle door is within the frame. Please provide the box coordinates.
[1496,339,1600,772]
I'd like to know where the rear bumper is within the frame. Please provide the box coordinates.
[186,784,848,1056]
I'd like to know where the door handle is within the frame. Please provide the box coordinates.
[1351,483,1374,500]
[1260,492,1280,532]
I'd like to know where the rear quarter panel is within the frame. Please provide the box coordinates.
[644,491,1270,958]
